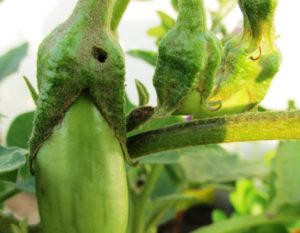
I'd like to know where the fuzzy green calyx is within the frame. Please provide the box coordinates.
[206,0,281,116]
[239,0,278,52]
[153,0,222,116]
[29,0,127,168]
[177,0,207,33]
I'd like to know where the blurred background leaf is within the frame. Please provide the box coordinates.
[269,141,300,213]
[147,11,175,44]
[127,50,157,66]
[125,94,136,114]
[0,147,26,183]
[0,43,28,82]
[6,111,34,149]
[135,79,150,106]
[154,145,269,185]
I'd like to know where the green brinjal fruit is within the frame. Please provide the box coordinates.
[36,95,128,233]
[29,0,129,232]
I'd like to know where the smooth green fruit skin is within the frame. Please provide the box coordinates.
[35,96,128,233]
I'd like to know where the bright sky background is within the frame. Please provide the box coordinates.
[0,0,299,147]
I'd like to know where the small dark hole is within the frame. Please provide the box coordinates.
[92,47,108,63]
[136,178,145,188]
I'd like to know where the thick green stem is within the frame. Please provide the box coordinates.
[111,0,130,31]
[133,165,163,233]
[127,111,300,159]
[192,213,300,233]
[177,0,207,32]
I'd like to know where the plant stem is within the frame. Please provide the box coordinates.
[192,213,300,233]
[133,165,163,233]
[127,111,300,158]
[111,0,130,31]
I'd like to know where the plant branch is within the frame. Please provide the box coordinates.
[192,213,300,233]
[111,0,130,32]
[133,165,163,233]
[127,111,300,158]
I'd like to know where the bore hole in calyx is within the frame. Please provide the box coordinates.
[92,47,108,63]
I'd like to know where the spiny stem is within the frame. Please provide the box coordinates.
[127,111,300,158]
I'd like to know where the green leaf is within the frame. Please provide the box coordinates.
[0,179,20,202]
[243,224,288,233]
[0,147,26,182]
[23,76,38,105]
[230,179,268,216]
[11,218,28,233]
[146,11,175,44]
[11,224,22,233]
[6,111,33,179]
[179,145,269,184]
[171,0,179,11]
[151,165,181,199]
[139,144,268,184]
[146,194,198,229]
[0,178,35,204]
[192,214,297,233]
[7,112,33,180]
[0,43,28,82]
[0,214,42,233]
[212,209,228,223]
[15,178,35,193]
[147,26,167,43]
[135,79,150,106]
[156,11,175,30]
[139,150,181,164]
[125,94,136,114]
[287,100,297,111]
[270,141,300,212]
[127,50,157,66]
[6,112,34,149]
